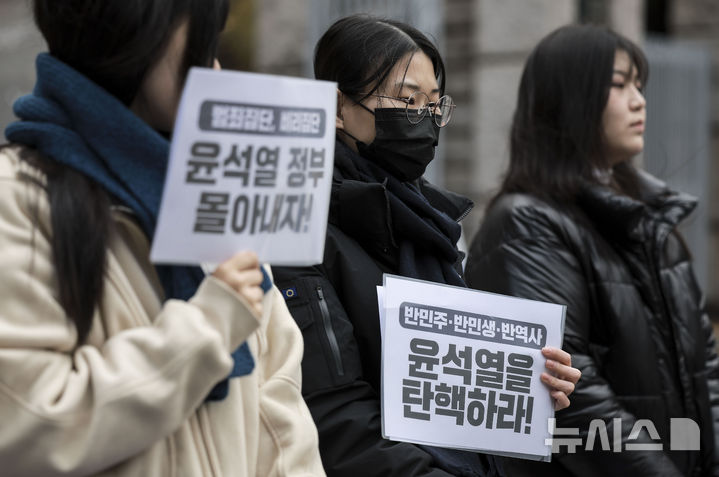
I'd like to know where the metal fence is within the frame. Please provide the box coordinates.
[643,37,712,291]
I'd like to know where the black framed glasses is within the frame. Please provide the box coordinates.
[371,90,456,127]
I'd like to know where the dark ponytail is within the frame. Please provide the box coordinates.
[37,157,111,345]
[49,170,111,346]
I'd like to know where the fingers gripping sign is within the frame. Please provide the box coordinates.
[541,346,581,411]
[213,251,266,319]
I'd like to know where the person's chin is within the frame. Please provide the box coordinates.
[625,139,644,157]
[632,141,644,156]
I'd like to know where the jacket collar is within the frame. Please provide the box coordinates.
[578,169,697,241]
[417,179,474,223]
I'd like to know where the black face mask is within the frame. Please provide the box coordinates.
[347,107,440,182]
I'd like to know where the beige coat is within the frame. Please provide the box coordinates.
[0,146,326,476]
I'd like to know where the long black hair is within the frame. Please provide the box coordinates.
[314,14,446,101]
[498,24,648,202]
[26,0,228,345]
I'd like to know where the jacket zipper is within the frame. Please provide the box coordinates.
[317,286,345,376]
[455,202,473,223]
[641,233,693,416]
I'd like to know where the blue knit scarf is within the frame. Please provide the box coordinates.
[5,53,265,401]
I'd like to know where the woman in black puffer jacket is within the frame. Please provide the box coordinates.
[273,14,582,477]
[465,24,719,477]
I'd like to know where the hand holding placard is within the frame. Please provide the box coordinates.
[212,251,264,319]
[377,274,567,462]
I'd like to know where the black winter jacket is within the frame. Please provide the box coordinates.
[464,170,719,477]
[273,141,505,477]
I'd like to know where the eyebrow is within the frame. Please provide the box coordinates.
[394,81,441,94]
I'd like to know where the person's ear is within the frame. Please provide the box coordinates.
[336,89,345,131]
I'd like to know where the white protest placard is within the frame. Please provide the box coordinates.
[151,68,336,266]
[378,274,566,462]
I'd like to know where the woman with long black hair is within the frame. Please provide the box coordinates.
[0,1,324,475]
[465,24,719,476]
[274,14,581,477]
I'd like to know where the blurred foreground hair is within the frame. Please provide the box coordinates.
[26,0,228,345]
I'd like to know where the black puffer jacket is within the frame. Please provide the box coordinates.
[465,170,719,477]
[273,141,505,477]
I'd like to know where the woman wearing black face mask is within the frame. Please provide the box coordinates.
[273,14,581,477]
